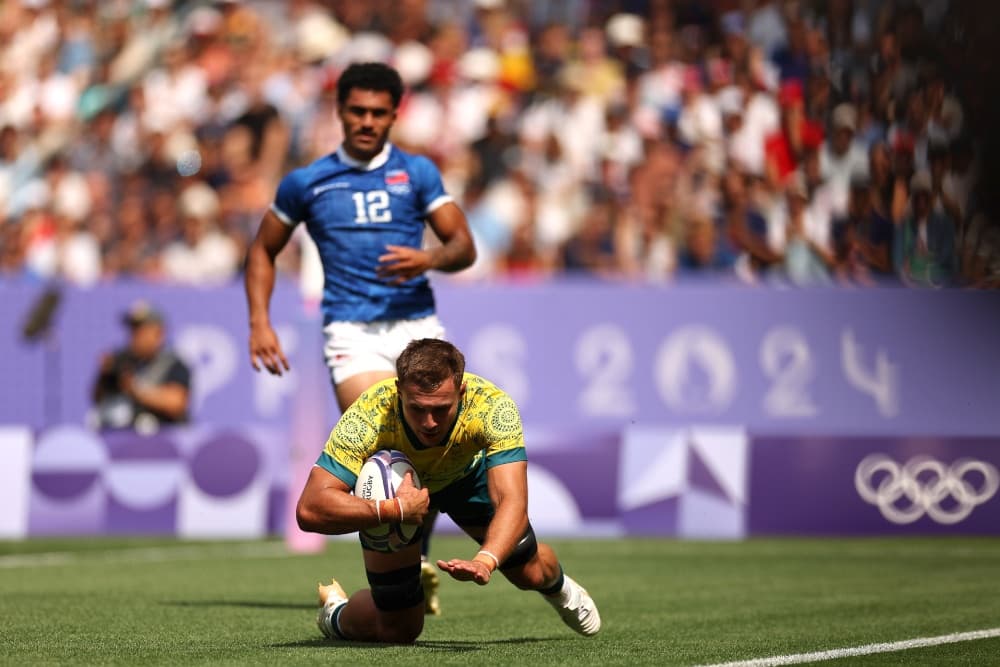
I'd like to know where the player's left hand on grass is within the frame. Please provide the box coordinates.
[436,558,492,586]
[376,245,432,284]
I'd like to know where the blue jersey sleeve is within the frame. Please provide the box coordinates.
[271,168,309,227]
[409,155,452,216]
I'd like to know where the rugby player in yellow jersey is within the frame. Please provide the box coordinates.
[297,338,601,643]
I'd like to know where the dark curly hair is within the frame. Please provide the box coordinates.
[336,62,404,108]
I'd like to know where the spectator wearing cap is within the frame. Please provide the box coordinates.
[605,12,646,79]
[49,170,102,286]
[160,181,240,284]
[820,103,870,217]
[89,301,191,433]
[894,170,957,287]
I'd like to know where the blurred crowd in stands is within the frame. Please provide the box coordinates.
[1,0,998,288]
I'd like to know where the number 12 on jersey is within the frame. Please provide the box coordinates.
[352,190,392,223]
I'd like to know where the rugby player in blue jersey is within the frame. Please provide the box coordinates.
[300,339,601,643]
[244,62,476,616]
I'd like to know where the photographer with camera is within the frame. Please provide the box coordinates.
[90,301,191,433]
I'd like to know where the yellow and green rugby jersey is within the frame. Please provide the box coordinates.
[315,373,526,493]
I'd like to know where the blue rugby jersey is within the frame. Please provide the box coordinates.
[271,143,453,323]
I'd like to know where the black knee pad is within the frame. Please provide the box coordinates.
[498,524,538,571]
[366,564,424,611]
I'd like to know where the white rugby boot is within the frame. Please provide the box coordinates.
[316,579,349,639]
[543,574,601,636]
[421,559,441,616]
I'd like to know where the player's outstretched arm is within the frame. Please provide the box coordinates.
[245,211,293,375]
[438,461,529,586]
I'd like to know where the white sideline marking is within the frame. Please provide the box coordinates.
[0,542,290,569]
[697,627,1000,667]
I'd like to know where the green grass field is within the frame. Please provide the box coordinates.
[2,536,999,666]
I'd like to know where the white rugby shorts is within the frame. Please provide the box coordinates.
[322,314,446,385]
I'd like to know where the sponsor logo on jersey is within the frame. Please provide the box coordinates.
[313,182,351,195]
[385,170,411,195]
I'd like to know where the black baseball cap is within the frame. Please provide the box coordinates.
[122,300,164,327]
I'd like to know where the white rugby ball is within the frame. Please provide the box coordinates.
[354,450,422,552]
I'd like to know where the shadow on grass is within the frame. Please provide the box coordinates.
[271,637,570,650]
[164,599,314,610]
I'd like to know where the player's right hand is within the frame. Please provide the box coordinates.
[248,324,290,375]
[436,558,492,586]
[395,471,429,525]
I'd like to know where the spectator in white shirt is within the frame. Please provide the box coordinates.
[160,181,239,284]
[820,103,869,217]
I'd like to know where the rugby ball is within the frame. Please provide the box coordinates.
[354,450,422,552]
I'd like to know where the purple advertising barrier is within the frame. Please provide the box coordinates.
[616,425,748,539]
[1,281,312,430]
[14,425,1000,538]
[436,281,1000,436]
[5,279,1000,538]
[431,427,624,538]
[748,437,1000,535]
[3,280,1000,436]
[526,428,621,522]
[26,424,288,537]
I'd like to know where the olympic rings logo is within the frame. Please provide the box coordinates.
[854,454,999,525]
